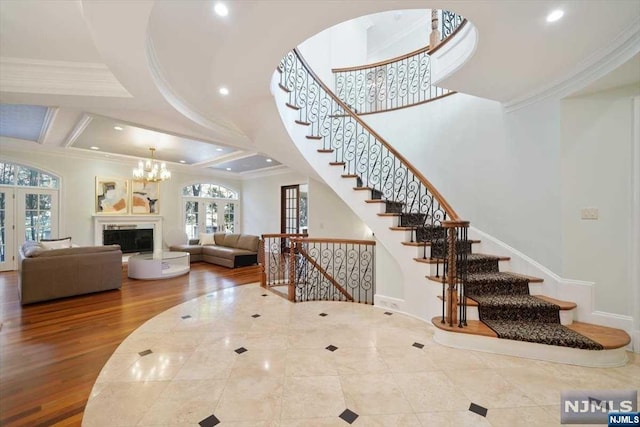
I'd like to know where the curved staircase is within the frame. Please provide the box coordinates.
[274,48,631,366]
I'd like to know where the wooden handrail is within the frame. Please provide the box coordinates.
[291,237,376,246]
[331,19,467,73]
[262,233,308,238]
[296,243,354,302]
[293,48,461,221]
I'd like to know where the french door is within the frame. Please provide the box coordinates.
[0,187,58,271]
[184,198,237,240]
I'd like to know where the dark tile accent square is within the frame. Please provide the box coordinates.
[234,347,248,354]
[319,313,328,317]
[469,402,488,417]
[199,413,220,427]
[262,294,268,297]
[181,315,192,319]
[339,408,359,424]
[138,349,152,357]
[251,314,261,318]
[412,342,424,349]
[326,345,338,352]
[384,311,393,316]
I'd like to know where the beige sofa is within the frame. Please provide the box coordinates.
[170,232,259,268]
[18,241,123,304]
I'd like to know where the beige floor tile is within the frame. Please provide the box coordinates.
[279,417,346,427]
[82,381,168,427]
[340,373,413,415]
[285,348,338,377]
[394,371,470,412]
[136,379,226,425]
[485,406,557,427]
[352,413,422,426]
[416,410,492,427]
[94,353,140,383]
[281,376,346,419]
[119,352,190,382]
[421,344,488,371]
[214,376,283,422]
[173,350,236,380]
[228,349,287,378]
[495,366,570,406]
[444,369,537,408]
[376,345,439,373]
[334,347,389,375]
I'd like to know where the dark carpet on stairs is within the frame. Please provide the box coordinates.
[415,222,604,350]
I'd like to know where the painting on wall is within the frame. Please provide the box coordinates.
[95,177,129,214]
[131,180,160,214]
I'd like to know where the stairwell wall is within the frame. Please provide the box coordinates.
[360,93,564,275]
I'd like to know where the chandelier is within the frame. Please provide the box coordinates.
[133,148,171,182]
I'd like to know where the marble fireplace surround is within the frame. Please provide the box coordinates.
[93,215,163,253]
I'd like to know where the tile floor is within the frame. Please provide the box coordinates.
[83,283,640,426]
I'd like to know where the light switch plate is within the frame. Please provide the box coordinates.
[581,208,599,220]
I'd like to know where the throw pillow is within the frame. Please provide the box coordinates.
[41,237,72,250]
[198,233,216,246]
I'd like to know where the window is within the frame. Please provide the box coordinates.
[182,183,238,239]
[0,161,60,271]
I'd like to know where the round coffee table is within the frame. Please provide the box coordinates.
[127,251,190,280]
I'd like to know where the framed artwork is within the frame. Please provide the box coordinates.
[130,180,160,214]
[96,177,129,214]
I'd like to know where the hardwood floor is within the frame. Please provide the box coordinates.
[0,263,261,427]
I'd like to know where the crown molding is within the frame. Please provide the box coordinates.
[191,151,255,168]
[0,57,132,98]
[504,18,640,112]
[37,107,59,144]
[240,164,292,180]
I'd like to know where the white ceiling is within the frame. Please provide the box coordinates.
[0,1,639,178]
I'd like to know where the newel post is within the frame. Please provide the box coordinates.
[259,237,266,288]
[430,9,441,50]
[441,220,470,326]
[288,239,296,302]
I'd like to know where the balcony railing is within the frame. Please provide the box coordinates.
[260,234,375,304]
[332,10,466,115]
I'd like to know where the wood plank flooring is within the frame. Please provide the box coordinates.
[0,263,261,427]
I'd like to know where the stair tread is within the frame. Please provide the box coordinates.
[342,174,358,178]
[329,162,345,166]
[317,149,334,153]
[306,135,322,140]
[366,199,387,204]
[378,213,401,217]
[390,226,417,230]
[426,272,544,283]
[437,294,576,310]
[414,253,510,264]
[353,186,373,191]
[431,317,630,349]
[403,239,480,247]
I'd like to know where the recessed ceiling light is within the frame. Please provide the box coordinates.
[216,148,224,151]
[113,126,123,131]
[226,167,231,171]
[219,87,229,96]
[266,158,272,162]
[546,9,564,23]
[179,160,186,164]
[214,2,228,17]
[90,146,100,150]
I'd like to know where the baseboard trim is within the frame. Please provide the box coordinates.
[433,327,629,367]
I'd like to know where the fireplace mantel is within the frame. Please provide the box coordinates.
[93,215,163,253]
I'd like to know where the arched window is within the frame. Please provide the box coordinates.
[181,183,239,239]
[0,161,60,271]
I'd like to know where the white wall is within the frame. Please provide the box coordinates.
[0,147,241,247]
[560,83,640,315]
[361,93,564,274]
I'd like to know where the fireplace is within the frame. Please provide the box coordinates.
[103,227,154,254]
[93,215,163,253]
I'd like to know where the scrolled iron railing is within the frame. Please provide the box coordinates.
[291,238,375,304]
[260,234,375,304]
[331,10,466,115]
[277,47,469,326]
